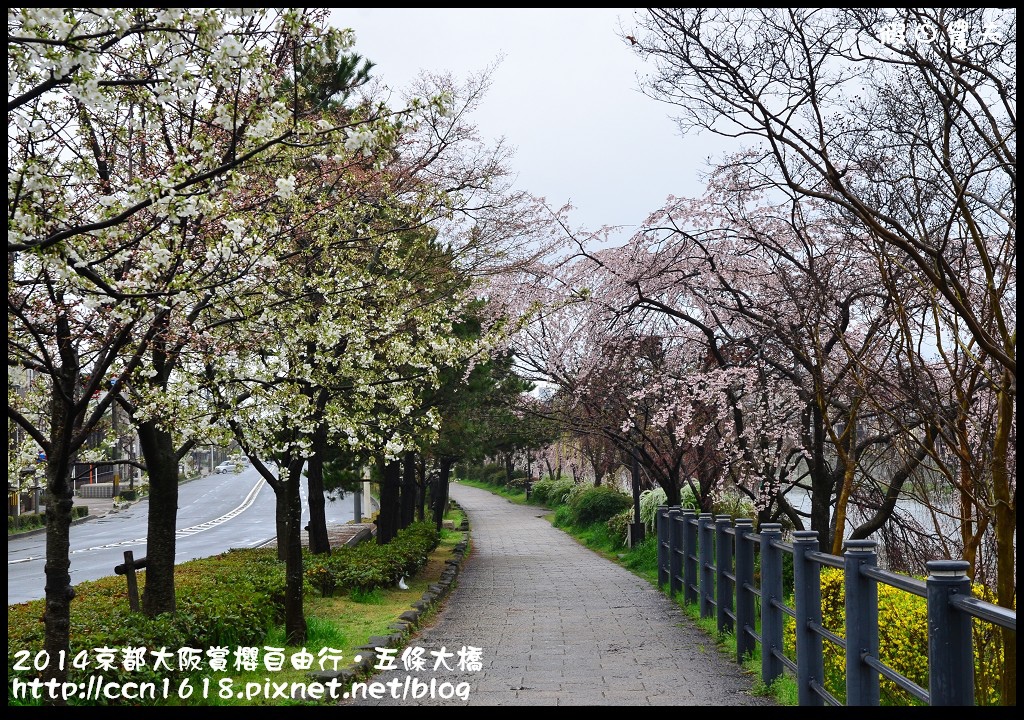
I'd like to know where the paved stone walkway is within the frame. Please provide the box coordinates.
[344,482,776,706]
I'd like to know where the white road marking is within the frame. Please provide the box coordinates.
[8,478,266,563]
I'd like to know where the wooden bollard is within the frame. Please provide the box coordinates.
[114,550,148,612]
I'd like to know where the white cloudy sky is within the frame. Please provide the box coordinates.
[331,8,734,247]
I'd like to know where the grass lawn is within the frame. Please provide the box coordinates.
[8,507,468,707]
[160,516,468,707]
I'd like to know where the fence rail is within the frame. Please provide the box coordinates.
[655,506,1016,707]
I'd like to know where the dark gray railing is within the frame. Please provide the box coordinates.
[655,506,1016,706]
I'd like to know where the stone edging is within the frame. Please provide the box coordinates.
[308,502,471,688]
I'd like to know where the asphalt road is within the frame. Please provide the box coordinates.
[7,466,356,605]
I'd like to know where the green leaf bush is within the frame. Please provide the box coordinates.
[529,476,574,506]
[8,547,285,701]
[606,507,633,546]
[568,485,634,526]
[9,523,443,704]
[639,487,669,532]
[9,506,89,534]
[304,521,440,595]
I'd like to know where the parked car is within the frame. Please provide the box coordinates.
[214,461,237,474]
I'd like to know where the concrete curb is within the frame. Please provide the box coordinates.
[8,502,137,539]
[309,503,472,689]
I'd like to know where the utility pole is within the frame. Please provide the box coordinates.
[112,396,120,498]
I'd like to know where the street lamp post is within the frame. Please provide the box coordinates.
[524,451,533,500]
[111,399,120,498]
[629,451,645,547]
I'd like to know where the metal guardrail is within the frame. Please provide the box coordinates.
[655,506,1015,706]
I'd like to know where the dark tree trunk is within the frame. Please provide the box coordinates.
[659,477,681,508]
[283,456,307,644]
[305,423,330,555]
[808,403,834,549]
[136,419,178,616]
[416,457,427,522]
[42,437,74,693]
[376,458,401,544]
[275,481,289,562]
[432,457,454,532]
[400,450,417,529]
[504,452,514,486]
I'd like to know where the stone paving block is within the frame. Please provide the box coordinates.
[340,483,778,707]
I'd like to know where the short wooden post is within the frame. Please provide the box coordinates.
[115,550,147,612]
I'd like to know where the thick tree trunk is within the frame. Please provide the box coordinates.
[42,442,74,694]
[991,372,1016,705]
[504,452,514,486]
[306,424,330,555]
[808,403,833,549]
[400,451,417,529]
[376,458,401,544]
[416,457,427,522]
[283,457,307,644]
[136,420,178,616]
[275,482,289,562]
[432,458,453,532]
[659,478,681,508]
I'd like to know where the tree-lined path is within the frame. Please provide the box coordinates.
[346,482,776,706]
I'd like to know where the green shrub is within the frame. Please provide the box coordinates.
[530,476,574,506]
[569,485,634,526]
[562,481,589,507]
[606,507,633,546]
[552,504,573,527]
[8,547,285,701]
[639,487,668,532]
[636,484,752,533]
[505,469,529,489]
[9,506,88,534]
[305,521,439,595]
[711,489,756,521]
[8,513,44,533]
[482,463,507,486]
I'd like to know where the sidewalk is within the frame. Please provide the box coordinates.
[73,494,119,518]
[344,482,777,706]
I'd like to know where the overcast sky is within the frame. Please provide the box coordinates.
[331,8,732,247]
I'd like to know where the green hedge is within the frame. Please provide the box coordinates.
[8,521,443,705]
[529,476,574,506]
[9,506,89,534]
[568,485,633,525]
[8,547,286,699]
[305,521,440,596]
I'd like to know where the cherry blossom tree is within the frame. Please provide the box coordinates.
[628,13,1015,693]
[8,8,366,687]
